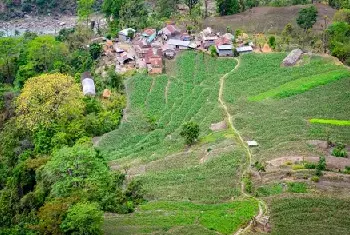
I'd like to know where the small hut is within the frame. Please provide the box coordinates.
[81,72,96,96]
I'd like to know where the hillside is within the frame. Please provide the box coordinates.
[204,3,336,33]
[98,51,350,234]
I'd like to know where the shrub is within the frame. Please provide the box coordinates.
[292,164,305,170]
[180,121,200,145]
[268,36,276,49]
[344,166,350,174]
[254,161,265,172]
[332,143,348,158]
[311,176,320,182]
[304,162,316,169]
[209,45,217,57]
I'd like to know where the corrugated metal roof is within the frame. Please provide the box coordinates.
[218,45,233,50]
[167,39,190,47]
[236,46,253,52]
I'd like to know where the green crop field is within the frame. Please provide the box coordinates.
[223,53,350,160]
[267,196,350,235]
[310,119,350,126]
[99,51,350,234]
[103,200,259,235]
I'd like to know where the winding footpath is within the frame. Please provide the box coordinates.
[217,58,268,235]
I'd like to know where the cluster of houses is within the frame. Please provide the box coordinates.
[101,24,255,75]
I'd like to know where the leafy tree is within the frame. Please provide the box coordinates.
[282,23,295,44]
[268,36,276,49]
[89,42,102,60]
[60,202,103,235]
[27,36,68,73]
[119,0,148,29]
[0,37,21,84]
[157,0,178,18]
[180,121,200,145]
[315,156,326,176]
[41,143,111,199]
[333,9,350,24]
[102,0,123,19]
[327,21,350,63]
[16,73,84,132]
[77,0,95,25]
[216,0,240,16]
[296,5,318,31]
[33,197,77,235]
[185,0,200,14]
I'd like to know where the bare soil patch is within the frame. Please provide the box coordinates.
[210,121,227,131]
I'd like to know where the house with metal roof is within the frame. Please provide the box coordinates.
[236,46,253,54]
[160,25,181,39]
[142,28,157,43]
[167,39,190,50]
[215,37,233,57]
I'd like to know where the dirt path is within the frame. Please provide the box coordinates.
[217,58,267,234]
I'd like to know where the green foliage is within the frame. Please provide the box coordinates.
[255,183,283,197]
[311,175,319,182]
[89,42,102,60]
[209,45,217,57]
[287,182,307,193]
[104,200,258,235]
[315,156,326,176]
[327,21,350,63]
[310,119,350,126]
[61,202,103,235]
[249,69,350,101]
[254,161,265,172]
[77,0,95,23]
[180,121,200,145]
[268,35,276,49]
[15,73,84,132]
[304,162,316,169]
[296,5,318,30]
[243,173,253,193]
[26,36,68,73]
[217,0,241,16]
[269,197,350,235]
[119,0,148,29]
[332,142,348,157]
[333,9,350,24]
[328,0,350,9]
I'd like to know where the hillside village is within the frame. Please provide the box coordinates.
[98,24,261,75]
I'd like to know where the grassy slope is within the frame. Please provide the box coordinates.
[99,52,258,234]
[204,3,336,33]
[223,53,350,160]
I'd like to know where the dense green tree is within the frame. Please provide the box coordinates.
[102,0,123,19]
[60,202,103,235]
[119,0,148,29]
[0,38,21,84]
[327,21,350,63]
[16,73,84,132]
[41,143,111,199]
[157,0,178,18]
[216,0,240,16]
[296,5,318,31]
[185,0,200,14]
[333,9,350,24]
[77,0,95,25]
[89,42,102,60]
[27,36,68,73]
[180,121,200,145]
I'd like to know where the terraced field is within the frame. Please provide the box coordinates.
[99,51,350,234]
[223,53,350,160]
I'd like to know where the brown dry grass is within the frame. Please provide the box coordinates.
[203,3,336,34]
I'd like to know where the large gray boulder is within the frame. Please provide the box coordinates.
[282,49,303,66]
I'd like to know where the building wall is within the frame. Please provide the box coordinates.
[218,50,233,57]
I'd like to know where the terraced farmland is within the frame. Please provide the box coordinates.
[99,51,350,234]
[223,53,350,160]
